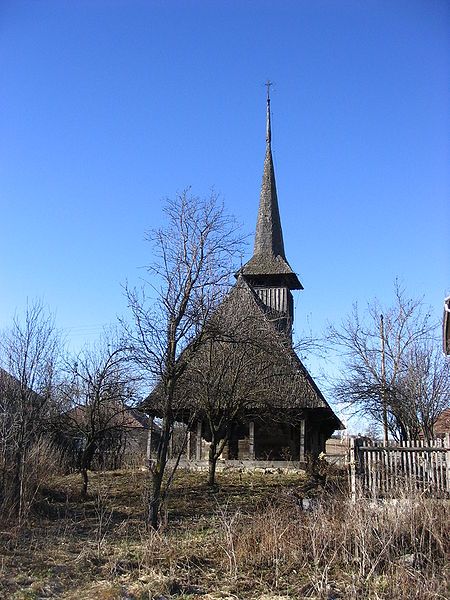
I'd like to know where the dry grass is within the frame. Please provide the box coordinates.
[0,467,448,599]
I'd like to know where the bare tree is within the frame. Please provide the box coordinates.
[0,300,60,519]
[122,190,243,528]
[392,341,449,440]
[59,331,137,495]
[329,282,449,441]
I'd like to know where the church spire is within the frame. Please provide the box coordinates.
[238,87,303,341]
[241,87,302,290]
[253,85,286,260]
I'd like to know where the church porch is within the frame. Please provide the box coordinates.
[167,409,337,468]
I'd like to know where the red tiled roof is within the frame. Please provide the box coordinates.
[434,408,450,435]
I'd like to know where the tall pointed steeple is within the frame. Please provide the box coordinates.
[241,88,302,291]
[253,90,286,259]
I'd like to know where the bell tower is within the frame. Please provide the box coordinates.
[240,86,302,341]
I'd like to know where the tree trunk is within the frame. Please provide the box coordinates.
[80,442,96,496]
[148,417,171,529]
[208,442,218,487]
[148,466,166,529]
[12,448,23,512]
[207,431,229,487]
[397,419,408,443]
[81,467,89,497]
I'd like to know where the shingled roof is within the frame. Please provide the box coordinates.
[143,277,342,430]
[240,94,302,290]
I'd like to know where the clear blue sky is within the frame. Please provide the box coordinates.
[1,1,448,422]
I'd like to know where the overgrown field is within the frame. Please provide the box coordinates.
[0,468,448,599]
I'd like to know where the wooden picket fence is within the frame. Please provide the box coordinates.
[349,434,450,500]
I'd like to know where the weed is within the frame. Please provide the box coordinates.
[0,469,447,599]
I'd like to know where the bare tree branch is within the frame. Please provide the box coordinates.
[120,190,245,528]
[328,282,448,441]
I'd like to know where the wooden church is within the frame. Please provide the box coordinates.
[146,93,342,467]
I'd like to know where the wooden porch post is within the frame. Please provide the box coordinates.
[299,419,306,462]
[249,421,255,460]
[196,420,202,461]
[169,426,174,458]
[186,429,192,460]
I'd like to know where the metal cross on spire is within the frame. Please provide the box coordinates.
[265,80,272,145]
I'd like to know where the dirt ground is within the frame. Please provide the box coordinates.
[1,467,447,600]
[0,469,304,599]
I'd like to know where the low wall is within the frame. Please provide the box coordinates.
[169,458,307,473]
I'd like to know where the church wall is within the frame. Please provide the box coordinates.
[254,421,297,461]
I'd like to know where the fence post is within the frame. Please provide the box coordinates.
[445,433,450,494]
[349,437,357,502]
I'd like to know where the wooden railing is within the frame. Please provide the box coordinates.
[349,434,450,500]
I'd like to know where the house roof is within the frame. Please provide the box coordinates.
[0,366,42,403]
[0,367,20,389]
[64,404,150,430]
[434,407,450,435]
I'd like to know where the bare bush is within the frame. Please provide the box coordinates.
[0,438,63,523]
[0,300,60,522]
[223,493,449,598]
[59,330,138,495]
